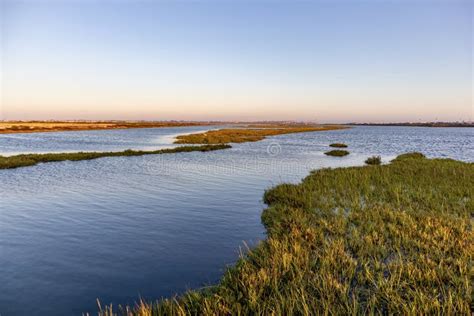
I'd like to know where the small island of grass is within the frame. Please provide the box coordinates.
[0,144,231,170]
[98,152,473,315]
[329,143,348,148]
[324,149,350,157]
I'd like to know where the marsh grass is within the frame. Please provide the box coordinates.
[174,126,346,144]
[97,153,473,315]
[365,155,382,165]
[324,149,350,157]
[329,143,348,148]
[0,144,231,170]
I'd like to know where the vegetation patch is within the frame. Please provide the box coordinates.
[0,144,231,170]
[329,143,348,148]
[365,155,382,165]
[174,125,346,144]
[324,149,350,157]
[98,153,473,315]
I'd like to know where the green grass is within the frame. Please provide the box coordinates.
[0,144,231,170]
[325,149,350,157]
[365,155,382,165]
[97,153,473,315]
[329,143,348,148]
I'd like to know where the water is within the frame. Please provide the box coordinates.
[0,125,225,156]
[0,126,472,315]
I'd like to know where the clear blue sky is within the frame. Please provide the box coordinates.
[1,0,472,122]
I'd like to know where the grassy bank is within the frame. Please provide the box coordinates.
[174,125,346,144]
[0,144,231,170]
[99,153,473,315]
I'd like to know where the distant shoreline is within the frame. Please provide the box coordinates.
[1,120,472,135]
[0,121,337,135]
[346,122,474,128]
[0,121,221,134]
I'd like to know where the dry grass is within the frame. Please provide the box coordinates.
[0,121,214,134]
[174,125,346,144]
[97,153,473,315]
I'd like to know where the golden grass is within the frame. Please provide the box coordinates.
[174,125,346,144]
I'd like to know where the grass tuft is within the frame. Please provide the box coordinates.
[97,153,473,315]
[365,155,382,165]
[324,150,350,157]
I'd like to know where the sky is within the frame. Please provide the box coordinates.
[0,0,472,123]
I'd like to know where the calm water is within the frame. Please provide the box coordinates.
[0,126,472,315]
